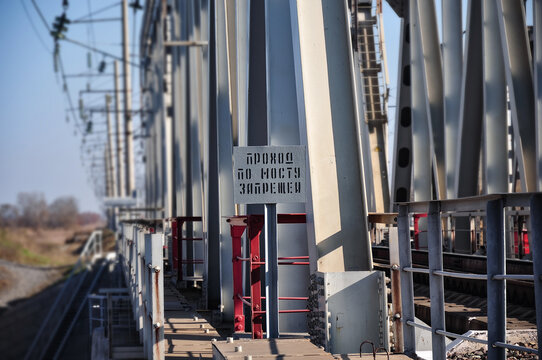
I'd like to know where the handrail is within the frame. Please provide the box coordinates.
[24,230,103,360]
[395,193,542,359]
[53,260,108,359]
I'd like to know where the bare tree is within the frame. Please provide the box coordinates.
[16,192,48,228]
[48,196,79,228]
[0,204,19,227]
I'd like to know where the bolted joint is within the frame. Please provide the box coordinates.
[153,266,161,273]
[147,264,153,269]
[153,322,161,329]
[394,313,401,320]
[391,264,399,271]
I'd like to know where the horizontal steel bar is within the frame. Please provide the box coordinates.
[405,320,432,332]
[164,40,208,47]
[373,262,392,269]
[252,261,310,265]
[180,237,203,241]
[493,341,539,355]
[403,267,430,274]
[433,270,487,280]
[182,276,203,281]
[277,256,309,260]
[435,330,488,345]
[253,309,310,314]
[277,213,307,224]
[242,296,308,301]
[492,274,534,281]
[236,257,250,261]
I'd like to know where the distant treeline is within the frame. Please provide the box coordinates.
[0,192,102,228]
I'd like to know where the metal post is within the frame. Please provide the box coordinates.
[106,95,117,198]
[114,61,125,198]
[427,201,445,359]
[122,0,135,196]
[265,0,308,333]
[486,198,506,360]
[397,205,415,355]
[388,227,403,353]
[264,203,279,338]
[107,293,113,359]
[248,215,264,339]
[529,194,542,349]
[231,222,247,333]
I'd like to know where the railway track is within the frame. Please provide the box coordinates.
[371,246,536,332]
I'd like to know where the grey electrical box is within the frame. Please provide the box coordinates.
[308,271,389,355]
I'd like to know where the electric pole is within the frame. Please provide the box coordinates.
[106,95,118,198]
[114,60,125,197]
[122,0,135,197]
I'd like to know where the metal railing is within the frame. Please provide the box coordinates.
[25,229,104,360]
[119,222,164,360]
[393,193,541,360]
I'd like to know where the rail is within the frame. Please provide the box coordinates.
[394,193,541,360]
[24,229,104,360]
[119,222,164,360]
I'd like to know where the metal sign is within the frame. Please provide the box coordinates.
[233,146,306,204]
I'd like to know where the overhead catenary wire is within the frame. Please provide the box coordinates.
[72,2,121,22]
[30,0,51,32]
[20,0,51,53]
[62,37,140,67]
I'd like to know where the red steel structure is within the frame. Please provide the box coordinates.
[171,216,203,282]
[228,214,309,339]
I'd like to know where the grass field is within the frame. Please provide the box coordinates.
[0,225,107,267]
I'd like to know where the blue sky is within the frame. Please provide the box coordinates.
[0,0,141,212]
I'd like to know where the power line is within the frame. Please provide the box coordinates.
[72,2,121,22]
[20,0,51,53]
[62,37,140,67]
[30,0,51,32]
[58,54,85,134]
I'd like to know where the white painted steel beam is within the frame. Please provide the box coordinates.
[441,0,462,199]
[390,12,412,209]
[496,0,537,192]
[164,11,174,219]
[482,0,508,194]
[265,0,308,333]
[172,0,188,218]
[215,0,235,318]
[290,0,372,272]
[236,0,250,148]
[414,0,446,200]
[410,0,431,201]
[187,0,205,282]
[455,0,483,198]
